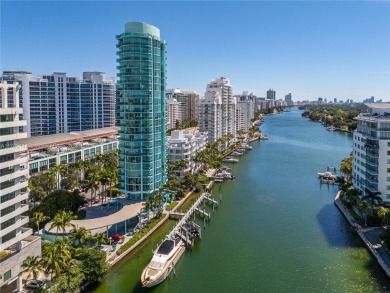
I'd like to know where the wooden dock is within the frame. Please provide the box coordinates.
[167,192,219,249]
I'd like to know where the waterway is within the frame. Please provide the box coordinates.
[95,109,390,292]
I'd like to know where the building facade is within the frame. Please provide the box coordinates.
[352,104,390,203]
[236,98,254,132]
[205,77,236,139]
[0,81,41,290]
[285,93,293,106]
[166,89,199,123]
[198,91,222,144]
[117,22,167,200]
[20,127,119,179]
[0,71,116,137]
[167,129,207,177]
[166,97,181,130]
[267,89,276,100]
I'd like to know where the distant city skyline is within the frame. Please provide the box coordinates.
[1,1,389,101]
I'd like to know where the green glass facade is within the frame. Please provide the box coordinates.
[116,22,167,200]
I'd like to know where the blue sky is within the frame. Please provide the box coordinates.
[1,1,389,101]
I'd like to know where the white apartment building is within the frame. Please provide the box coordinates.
[166,98,182,130]
[19,127,119,183]
[1,71,116,137]
[352,103,390,203]
[0,81,41,290]
[205,78,236,138]
[167,129,208,177]
[235,94,255,132]
[198,91,222,144]
[166,89,199,123]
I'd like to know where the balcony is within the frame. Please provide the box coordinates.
[0,120,27,129]
[1,204,29,224]
[0,132,28,142]
[0,108,23,115]
[0,168,28,184]
[0,180,28,196]
[0,227,32,251]
[0,216,29,238]
[0,144,28,156]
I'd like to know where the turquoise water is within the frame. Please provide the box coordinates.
[96,109,390,292]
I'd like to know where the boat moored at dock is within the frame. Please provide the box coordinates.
[141,236,185,288]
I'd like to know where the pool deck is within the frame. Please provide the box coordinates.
[44,199,143,234]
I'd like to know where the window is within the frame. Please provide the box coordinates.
[60,155,67,165]
[387,186,390,190]
[3,270,11,282]
[387,194,390,200]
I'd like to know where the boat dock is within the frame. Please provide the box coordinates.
[168,192,219,249]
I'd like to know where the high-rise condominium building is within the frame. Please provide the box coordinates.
[0,71,116,137]
[0,81,41,291]
[267,89,276,100]
[166,89,199,123]
[352,104,390,203]
[205,77,236,138]
[236,96,254,132]
[117,22,167,200]
[285,93,293,106]
[198,91,222,144]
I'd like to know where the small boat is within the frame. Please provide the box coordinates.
[215,170,235,180]
[141,236,185,288]
[231,151,243,156]
[327,126,336,131]
[241,144,252,150]
[317,171,337,179]
[223,157,239,163]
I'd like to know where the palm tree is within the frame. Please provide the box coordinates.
[142,200,151,220]
[51,164,66,190]
[94,232,109,247]
[30,212,49,235]
[358,200,372,226]
[362,189,382,206]
[41,240,72,280]
[86,171,100,206]
[99,169,111,202]
[94,153,104,169]
[378,207,390,226]
[70,226,91,247]
[50,211,76,239]
[20,256,42,280]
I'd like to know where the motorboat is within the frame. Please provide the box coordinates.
[215,170,235,180]
[223,157,239,163]
[231,151,243,156]
[141,236,185,287]
[327,126,337,131]
[241,144,252,150]
[317,171,337,179]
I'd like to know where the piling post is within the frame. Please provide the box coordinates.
[204,216,206,229]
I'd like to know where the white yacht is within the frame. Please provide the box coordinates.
[141,236,185,287]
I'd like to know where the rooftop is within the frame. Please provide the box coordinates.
[20,127,119,151]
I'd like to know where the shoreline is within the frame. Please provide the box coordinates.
[334,191,390,278]
[107,137,256,267]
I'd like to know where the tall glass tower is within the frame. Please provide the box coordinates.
[116,22,167,200]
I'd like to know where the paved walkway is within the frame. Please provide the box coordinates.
[334,192,390,277]
[44,199,143,234]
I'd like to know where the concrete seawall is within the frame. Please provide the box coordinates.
[334,192,390,278]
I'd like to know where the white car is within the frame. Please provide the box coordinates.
[26,279,46,289]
